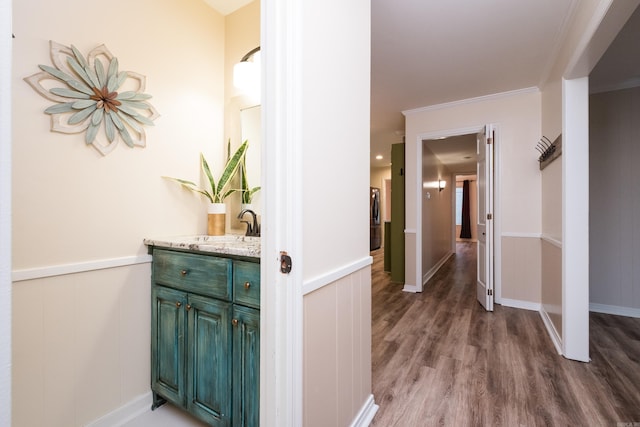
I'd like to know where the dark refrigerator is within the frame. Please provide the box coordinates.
[370,187,381,250]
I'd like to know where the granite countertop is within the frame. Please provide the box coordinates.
[144,234,261,258]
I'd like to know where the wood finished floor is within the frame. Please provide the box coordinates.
[370,242,640,427]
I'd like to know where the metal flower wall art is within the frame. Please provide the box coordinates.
[25,41,160,155]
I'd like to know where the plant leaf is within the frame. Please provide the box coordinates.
[217,140,248,198]
[200,153,217,198]
[163,176,214,203]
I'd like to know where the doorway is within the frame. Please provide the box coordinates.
[420,128,494,311]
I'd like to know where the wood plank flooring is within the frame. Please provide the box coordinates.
[371,242,640,426]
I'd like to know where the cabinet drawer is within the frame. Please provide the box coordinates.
[233,261,260,308]
[153,249,232,300]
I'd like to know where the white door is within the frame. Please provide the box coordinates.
[476,126,494,311]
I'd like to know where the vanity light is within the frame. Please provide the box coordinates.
[439,180,446,192]
[233,46,261,102]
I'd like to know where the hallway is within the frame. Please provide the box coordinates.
[371,242,640,426]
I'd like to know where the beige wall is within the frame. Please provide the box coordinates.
[538,0,610,340]
[502,237,541,303]
[224,1,262,230]
[299,0,373,424]
[422,145,453,282]
[404,89,542,301]
[304,266,372,427]
[590,87,640,310]
[12,0,226,425]
[301,0,371,280]
[541,239,563,338]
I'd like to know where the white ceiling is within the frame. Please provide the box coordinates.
[370,0,577,166]
[203,0,640,170]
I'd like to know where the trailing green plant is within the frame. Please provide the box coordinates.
[240,153,261,204]
[164,139,249,204]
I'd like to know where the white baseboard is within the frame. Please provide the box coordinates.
[350,394,379,427]
[422,251,454,286]
[497,298,541,312]
[85,392,152,427]
[590,303,640,318]
[539,308,563,355]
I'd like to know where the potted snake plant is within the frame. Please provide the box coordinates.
[164,139,249,235]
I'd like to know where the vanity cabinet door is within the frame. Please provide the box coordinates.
[187,294,232,427]
[232,305,260,427]
[151,285,187,408]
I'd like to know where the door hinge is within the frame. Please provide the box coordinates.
[487,213,493,220]
[487,137,493,145]
[488,289,493,296]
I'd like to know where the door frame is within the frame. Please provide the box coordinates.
[0,0,12,424]
[412,124,501,300]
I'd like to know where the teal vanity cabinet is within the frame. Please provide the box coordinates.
[149,247,260,427]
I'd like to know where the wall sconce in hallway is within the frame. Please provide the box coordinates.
[233,46,261,102]
[439,180,446,192]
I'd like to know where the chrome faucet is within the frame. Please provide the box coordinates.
[237,209,260,237]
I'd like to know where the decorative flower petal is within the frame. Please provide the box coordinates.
[50,87,90,99]
[27,41,158,156]
[120,126,135,147]
[91,108,104,126]
[95,58,106,88]
[109,111,125,130]
[66,56,96,88]
[72,99,96,109]
[105,112,116,142]
[86,122,100,143]
[68,105,97,125]
[116,110,143,132]
[44,102,75,114]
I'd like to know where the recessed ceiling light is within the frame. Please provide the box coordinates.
[375,155,383,160]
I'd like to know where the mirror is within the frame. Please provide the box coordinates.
[240,104,261,212]
[228,102,261,232]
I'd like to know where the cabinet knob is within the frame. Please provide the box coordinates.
[176,302,182,308]
[232,319,238,326]
[244,281,251,289]
[186,304,192,311]
[180,269,188,276]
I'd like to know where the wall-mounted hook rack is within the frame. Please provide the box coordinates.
[537,134,562,170]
